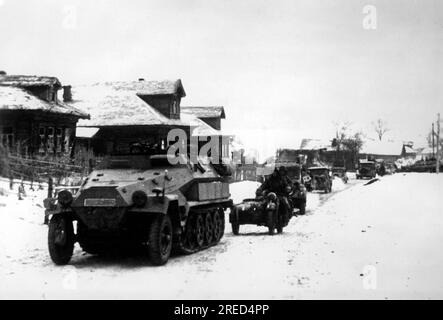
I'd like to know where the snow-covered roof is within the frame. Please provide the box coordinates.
[0,74,61,88]
[69,82,189,127]
[361,139,402,156]
[181,114,219,136]
[277,149,301,161]
[418,147,434,155]
[403,145,416,154]
[0,86,89,119]
[76,127,100,138]
[181,106,225,119]
[299,138,331,150]
[181,113,231,137]
[104,79,186,97]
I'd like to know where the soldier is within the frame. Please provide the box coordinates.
[256,166,292,223]
[276,166,293,223]
[256,167,290,196]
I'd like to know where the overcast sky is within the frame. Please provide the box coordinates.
[1,0,442,159]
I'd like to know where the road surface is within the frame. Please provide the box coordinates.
[1,174,442,299]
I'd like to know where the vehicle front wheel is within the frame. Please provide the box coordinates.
[148,214,173,266]
[231,208,240,235]
[48,215,75,265]
[299,204,306,215]
[267,210,275,235]
[276,215,283,234]
[231,221,240,235]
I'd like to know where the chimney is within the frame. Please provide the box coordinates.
[63,85,72,102]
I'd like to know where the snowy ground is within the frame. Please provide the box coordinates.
[0,174,442,299]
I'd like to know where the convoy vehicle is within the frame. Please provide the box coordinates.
[44,153,232,266]
[331,167,349,183]
[356,160,377,179]
[258,160,307,215]
[229,192,299,235]
[305,167,332,193]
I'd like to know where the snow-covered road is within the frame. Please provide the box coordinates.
[1,174,442,299]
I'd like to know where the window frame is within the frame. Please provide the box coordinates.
[1,126,14,150]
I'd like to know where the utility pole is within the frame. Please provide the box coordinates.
[432,123,435,159]
[437,113,441,174]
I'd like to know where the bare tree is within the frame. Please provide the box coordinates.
[372,119,390,141]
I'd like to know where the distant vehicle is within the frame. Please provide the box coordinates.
[331,167,349,184]
[44,153,232,266]
[306,167,332,193]
[356,160,376,179]
[230,192,298,235]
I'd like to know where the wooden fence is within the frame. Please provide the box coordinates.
[2,153,91,198]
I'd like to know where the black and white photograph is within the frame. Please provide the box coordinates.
[0,0,443,304]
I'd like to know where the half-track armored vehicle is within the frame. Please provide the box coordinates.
[44,154,232,266]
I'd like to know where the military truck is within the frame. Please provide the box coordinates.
[356,160,376,179]
[305,167,332,193]
[44,154,232,266]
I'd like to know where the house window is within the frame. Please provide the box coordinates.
[222,143,229,158]
[38,126,66,155]
[48,90,56,102]
[39,127,46,153]
[1,127,14,149]
[56,128,63,152]
[172,100,177,115]
[47,127,55,153]
[64,128,72,154]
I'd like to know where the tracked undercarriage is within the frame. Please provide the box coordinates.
[177,206,226,254]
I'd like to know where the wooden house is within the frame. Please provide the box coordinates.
[181,106,230,159]
[181,106,225,130]
[69,79,190,156]
[359,139,404,163]
[0,74,89,156]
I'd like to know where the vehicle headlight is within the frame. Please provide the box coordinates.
[132,190,148,207]
[58,190,73,207]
